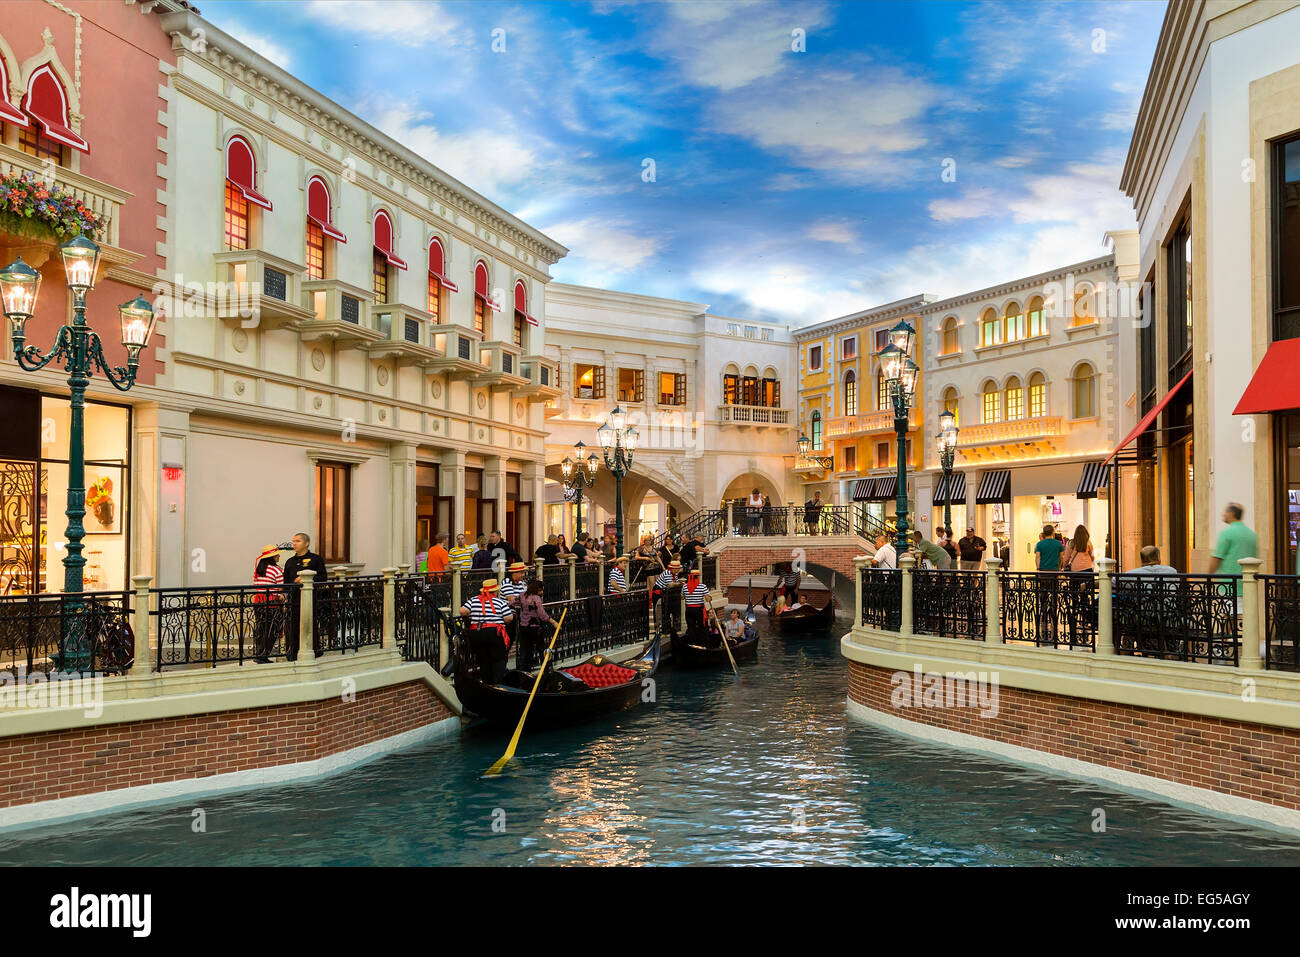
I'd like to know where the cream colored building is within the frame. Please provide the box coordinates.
[543,283,796,543]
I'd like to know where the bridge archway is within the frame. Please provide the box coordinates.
[714,542,868,613]
[718,466,785,506]
[544,460,696,546]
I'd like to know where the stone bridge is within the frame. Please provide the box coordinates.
[711,534,874,612]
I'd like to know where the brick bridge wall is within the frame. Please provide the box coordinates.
[715,539,870,609]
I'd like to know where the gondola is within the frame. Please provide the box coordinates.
[669,614,759,668]
[451,626,660,730]
[760,592,837,633]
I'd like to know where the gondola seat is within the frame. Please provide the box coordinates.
[563,661,638,687]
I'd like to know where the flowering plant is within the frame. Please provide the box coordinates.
[0,170,106,240]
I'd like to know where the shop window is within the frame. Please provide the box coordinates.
[574,363,604,400]
[315,462,352,564]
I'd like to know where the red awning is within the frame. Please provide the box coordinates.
[1234,338,1300,414]
[1101,368,1192,466]
[226,135,271,210]
[373,211,407,269]
[0,60,26,127]
[474,261,499,310]
[514,281,537,326]
[307,177,346,242]
[22,65,86,152]
[427,239,458,291]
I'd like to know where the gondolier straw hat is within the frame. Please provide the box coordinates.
[616,554,631,564]
[480,578,500,592]
[668,560,682,569]
[258,543,281,561]
[506,561,527,573]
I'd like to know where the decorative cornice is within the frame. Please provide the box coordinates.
[918,255,1116,316]
[792,295,936,341]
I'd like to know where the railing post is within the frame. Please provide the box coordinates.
[451,567,463,618]
[899,554,915,638]
[854,556,867,627]
[1239,557,1263,670]
[297,569,317,663]
[534,557,545,584]
[381,566,397,651]
[131,574,153,672]
[567,553,577,599]
[398,562,411,577]
[598,555,606,595]
[789,502,797,538]
[1096,558,1116,655]
[984,557,1002,644]
[726,501,734,537]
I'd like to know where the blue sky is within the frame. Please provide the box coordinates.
[201,0,1167,325]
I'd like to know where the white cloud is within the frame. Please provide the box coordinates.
[306,0,462,46]
[805,218,861,248]
[220,22,293,69]
[542,217,665,275]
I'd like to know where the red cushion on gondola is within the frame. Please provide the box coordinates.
[563,663,636,687]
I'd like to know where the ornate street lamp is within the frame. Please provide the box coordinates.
[937,408,959,533]
[597,406,637,555]
[560,440,599,540]
[796,432,833,470]
[876,325,917,551]
[1,234,155,647]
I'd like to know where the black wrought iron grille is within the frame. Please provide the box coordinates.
[154,584,292,670]
[860,568,901,630]
[700,554,719,590]
[542,589,650,663]
[458,336,471,360]
[1263,575,1300,672]
[1111,573,1240,665]
[574,564,600,598]
[341,294,359,324]
[540,365,550,385]
[262,265,287,301]
[395,575,443,669]
[460,568,500,599]
[0,590,134,676]
[404,316,420,343]
[655,508,725,549]
[1000,572,1097,650]
[313,577,384,654]
[542,568,570,604]
[913,569,986,640]
[503,352,513,374]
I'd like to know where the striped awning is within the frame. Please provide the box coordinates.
[932,472,967,507]
[872,475,898,501]
[851,478,875,502]
[1076,461,1110,499]
[975,469,1011,505]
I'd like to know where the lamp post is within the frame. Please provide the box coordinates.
[560,440,599,540]
[1,234,156,610]
[796,432,833,471]
[596,405,637,556]
[876,320,918,551]
[937,408,959,533]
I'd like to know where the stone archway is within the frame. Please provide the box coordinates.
[543,459,697,549]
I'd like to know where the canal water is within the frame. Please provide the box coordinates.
[5,613,1300,866]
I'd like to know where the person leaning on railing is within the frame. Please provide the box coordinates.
[515,579,551,671]
[282,532,327,661]
[252,543,284,664]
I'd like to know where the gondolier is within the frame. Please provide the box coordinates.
[459,578,515,684]
[652,559,682,635]
[682,568,711,641]
[500,561,529,643]
[607,556,629,593]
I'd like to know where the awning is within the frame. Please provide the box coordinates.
[0,60,26,127]
[850,478,875,502]
[226,135,271,210]
[475,262,499,310]
[22,65,87,153]
[307,177,346,242]
[1102,368,1192,466]
[1076,461,1110,499]
[975,469,1011,505]
[428,239,458,291]
[872,475,898,501]
[1234,338,1300,414]
[373,211,408,269]
[515,283,538,326]
[932,472,967,507]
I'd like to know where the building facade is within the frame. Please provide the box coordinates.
[1121,0,1300,575]
[543,283,795,544]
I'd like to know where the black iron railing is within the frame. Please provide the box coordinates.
[1262,574,1300,672]
[313,576,384,654]
[460,567,499,597]
[542,568,570,604]
[1000,572,1097,650]
[700,554,719,590]
[656,508,725,549]
[815,504,855,536]
[154,584,291,670]
[1111,573,1239,665]
[860,568,901,630]
[854,505,891,542]
[914,569,986,640]
[543,589,650,662]
[0,590,134,676]
[395,574,443,670]
[574,563,600,599]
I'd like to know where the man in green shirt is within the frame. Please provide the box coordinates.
[1209,502,1258,596]
[911,532,951,569]
[1034,524,1065,571]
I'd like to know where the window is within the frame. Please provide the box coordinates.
[513,280,531,352]
[941,386,959,426]
[1004,376,1023,421]
[513,312,526,350]
[844,445,857,472]
[1005,302,1025,342]
[224,181,250,252]
[1072,283,1095,327]
[619,368,645,402]
[1072,363,1097,418]
[660,372,686,405]
[810,410,823,450]
[428,274,442,322]
[808,344,823,372]
[842,336,857,360]
[1028,372,1047,417]
[474,296,487,335]
[305,219,325,280]
[741,375,760,406]
[1166,217,1193,382]
[372,249,389,301]
[574,363,604,399]
[315,462,352,564]
[874,328,890,353]
[1273,134,1300,340]
[19,64,89,156]
[474,261,491,336]
[1027,296,1046,338]
[941,317,959,355]
[372,209,405,301]
[722,373,738,405]
[427,238,453,325]
[1139,279,1156,402]
[876,441,889,468]
[981,382,1000,423]
[762,377,780,407]
[843,370,858,416]
[876,370,888,411]
[979,308,1000,347]
[18,123,62,163]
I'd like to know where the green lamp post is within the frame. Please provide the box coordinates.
[937,408,959,533]
[560,440,600,540]
[876,320,918,551]
[596,405,637,556]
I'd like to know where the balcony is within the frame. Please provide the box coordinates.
[473,340,528,391]
[826,408,916,438]
[294,279,382,346]
[364,302,442,366]
[957,415,1066,459]
[0,144,129,253]
[518,355,561,402]
[213,249,314,330]
[425,324,488,379]
[718,404,791,426]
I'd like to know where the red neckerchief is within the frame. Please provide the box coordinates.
[478,590,509,646]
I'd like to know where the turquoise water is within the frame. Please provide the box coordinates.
[4,615,1300,866]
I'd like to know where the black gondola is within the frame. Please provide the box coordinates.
[669,615,759,668]
[452,628,659,729]
[761,593,836,633]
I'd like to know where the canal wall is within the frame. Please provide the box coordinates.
[0,648,460,830]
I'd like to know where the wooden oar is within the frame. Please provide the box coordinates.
[709,604,739,677]
[485,608,568,777]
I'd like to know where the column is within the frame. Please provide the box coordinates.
[390,442,418,568]
[131,404,191,588]
[381,566,397,651]
[854,556,867,628]
[597,555,606,595]
[443,449,467,539]
[567,553,577,599]
[1239,557,1264,670]
[131,574,153,672]
[899,554,915,638]
[1096,557,1115,655]
[296,569,317,663]
[486,454,507,538]
[984,557,1002,644]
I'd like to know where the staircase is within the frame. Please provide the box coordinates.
[657,503,888,548]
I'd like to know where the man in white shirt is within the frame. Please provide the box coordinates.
[871,532,897,569]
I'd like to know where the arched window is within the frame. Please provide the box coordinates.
[941,316,959,355]
[1005,301,1025,342]
[1073,282,1095,326]
[722,364,740,405]
[941,386,959,426]
[224,135,270,251]
[843,369,858,416]
[810,410,823,450]
[761,366,781,407]
[981,380,1000,423]
[473,260,493,335]
[1027,296,1046,337]
[1072,362,1097,418]
[19,63,88,161]
[1028,372,1047,418]
[979,307,1001,347]
[306,176,345,281]
[373,208,406,301]
[513,280,535,351]
[427,237,457,322]
[1004,375,1024,420]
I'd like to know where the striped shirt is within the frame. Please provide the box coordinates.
[253,562,283,595]
[654,569,678,590]
[449,545,475,571]
[684,581,710,606]
[460,594,512,627]
[607,566,627,591]
[498,577,528,603]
